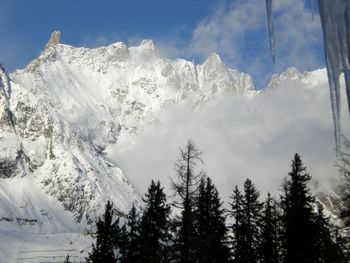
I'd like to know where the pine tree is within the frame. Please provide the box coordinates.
[280,153,318,263]
[120,204,141,263]
[242,179,263,263]
[193,177,229,263]
[118,223,129,262]
[259,193,280,263]
[87,201,116,263]
[111,217,124,262]
[139,180,171,263]
[171,140,203,263]
[313,203,347,263]
[230,186,245,262]
[230,179,263,263]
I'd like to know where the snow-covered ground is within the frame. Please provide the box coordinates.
[0,230,91,263]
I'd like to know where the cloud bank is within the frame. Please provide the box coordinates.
[110,70,350,205]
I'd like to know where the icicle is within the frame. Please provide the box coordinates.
[310,0,314,21]
[318,0,350,157]
[265,0,275,63]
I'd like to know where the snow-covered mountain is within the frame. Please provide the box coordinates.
[0,31,255,231]
[0,31,340,261]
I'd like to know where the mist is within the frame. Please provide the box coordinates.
[108,71,350,204]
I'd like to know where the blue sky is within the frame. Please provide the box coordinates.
[0,0,324,88]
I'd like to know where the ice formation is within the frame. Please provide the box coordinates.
[265,0,275,63]
[318,0,350,156]
[266,0,350,156]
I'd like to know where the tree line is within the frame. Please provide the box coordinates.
[86,140,348,263]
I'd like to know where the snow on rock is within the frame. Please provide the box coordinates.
[0,31,257,237]
[266,67,304,90]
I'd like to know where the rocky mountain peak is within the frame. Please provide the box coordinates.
[266,67,303,90]
[45,30,61,49]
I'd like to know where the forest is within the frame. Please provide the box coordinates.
[81,140,350,263]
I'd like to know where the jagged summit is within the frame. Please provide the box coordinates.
[45,30,61,49]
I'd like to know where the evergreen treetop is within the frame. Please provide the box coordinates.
[139,180,171,262]
[87,201,116,263]
[194,177,229,263]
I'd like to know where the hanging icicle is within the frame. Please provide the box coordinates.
[310,0,314,21]
[318,0,350,156]
[266,0,275,64]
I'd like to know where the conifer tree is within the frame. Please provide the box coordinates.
[193,177,229,263]
[280,153,318,263]
[139,180,171,262]
[118,223,129,262]
[120,204,141,263]
[231,179,263,263]
[242,178,263,263]
[87,201,116,263]
[230,179,263,263]
[230,186,245,262]
[171,140,203,263]
[259,193,280,263]
[111,217,124,262]
[314,203,347,263]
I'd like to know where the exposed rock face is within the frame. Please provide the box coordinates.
[45,30,61,49]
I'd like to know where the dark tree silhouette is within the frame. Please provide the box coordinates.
[259,193,280,263]
[193,177,229,262]
[230,179,263,263]
[314,203,347,263]
[139,180,171,262]
[230,186,245,263]
[87,201,116,263]
[171,140,204,263]
[280,153,319,263]
[119,204,141,263]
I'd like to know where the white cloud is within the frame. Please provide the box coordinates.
[188,1,266,62]
[157,0,323,89]
[110,72,350,205]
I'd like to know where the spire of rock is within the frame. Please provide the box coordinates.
[45,31,61,49]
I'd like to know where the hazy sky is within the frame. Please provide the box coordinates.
[0,0,323,88]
